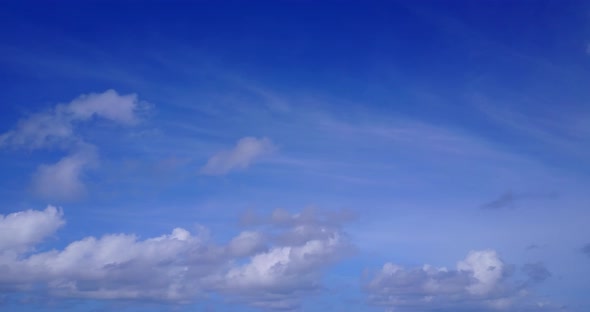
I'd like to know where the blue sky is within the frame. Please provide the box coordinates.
[0,1,589,311]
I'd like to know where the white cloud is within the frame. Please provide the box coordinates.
[65,89,140,125]
[0,90,147,200]
[457,250,504,296]
[0,110,72,149]
[221,232,345,305]
[0,207,350,310]
[200,137,276,175]
[228,231,266,257]
[31,145,98,201]
[0,206,64,254]
[0,89,143,150]
[366,250,559,312]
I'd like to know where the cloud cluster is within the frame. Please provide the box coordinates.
[0,90,144,200]
[200,137,276,175]
[365,250,558,312]
[0,206,350,310]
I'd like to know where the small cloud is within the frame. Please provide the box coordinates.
[0,206,64,253]
[482,190,517,210]
[65,89,141,125]
[200,137,276,175]
[0,89,144,150]
[525,243,542,251]
[31,144,98,201]
[522,262,551,284]
[582,243,590,257]
[481,190,557,210]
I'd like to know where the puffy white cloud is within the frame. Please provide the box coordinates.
[65,89,140,125]
[0,206,64,254]
[366,250,557,312]
[224,232,344,290]
[200,137,276,175]
[0,207,350,310]
[0,89,143,150]
[457,250,504,296]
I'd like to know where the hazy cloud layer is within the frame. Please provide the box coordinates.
[0,206,350,310]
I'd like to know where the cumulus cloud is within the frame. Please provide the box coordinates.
[200,137,276,175]
[0,206,64,254]
[221,231,348,309]
[0,207,350,310]
[366,250,558,311]
[65,89,140,125]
